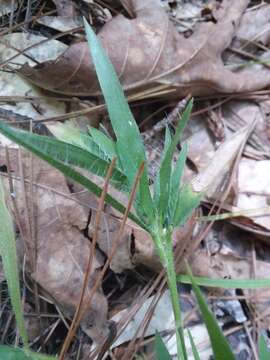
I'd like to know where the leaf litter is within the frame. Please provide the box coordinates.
[1,0,270,358]
[15,0,270,97]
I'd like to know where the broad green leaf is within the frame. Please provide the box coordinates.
[0,180,29,349]
[0,123,128,191]
[154,332,172,360]
[187,329,201,360]
[169,143,188,219]
[173,183,203,227]
[0,124,145,230]
[177,275,270,289]
[0,346,56,359]
[87,126,117,160]
[155,100,193,225]
[259,335,270,360]
[83,18,154,224]
[186,265,236,360]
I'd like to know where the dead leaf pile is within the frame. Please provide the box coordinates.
[16,0,270,97]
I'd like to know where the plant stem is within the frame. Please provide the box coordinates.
[153,230,187,360]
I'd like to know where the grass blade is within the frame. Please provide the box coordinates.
[173,184,203,227]
[153,126,172,206]
[187,329,201,360]
[0,179,29,349]
[0,124,145,230]
[259,335,270,359]
[155,100,193,224]
[169,143,188,219]
[83,18,145,172]
[186,264,236,360]
[154,332,172,360]
[0,123,128,191]
[49,122,110,161]
[87,126,117,160]
[178,275,270,289]
[0,346,56,359]
[83,18,154,223]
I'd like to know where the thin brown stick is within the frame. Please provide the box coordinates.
[59,158,116,360]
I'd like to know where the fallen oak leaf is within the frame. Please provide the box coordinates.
[16,0,270,98]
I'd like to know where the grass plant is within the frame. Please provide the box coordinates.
[0,19,270,359]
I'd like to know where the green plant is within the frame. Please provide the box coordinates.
[0,179,56,359]
[259,335,270,360]
[0,20,201,359]
[154,264,235,360]
[0,20,270,360]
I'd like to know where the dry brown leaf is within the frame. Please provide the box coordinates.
[17,0,270,97]
[189,227,270,329]
[237,158,270,231]
[0,144,109,344]
[233,3,270,46]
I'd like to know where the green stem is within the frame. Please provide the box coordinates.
[153,230,187,360]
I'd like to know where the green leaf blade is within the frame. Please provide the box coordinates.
[177,275,270,289]
[0,180,29,349]
[0,124,145,230]
[154,332,172,360]
[87,126,117,160]
[0,346,56,360]
[187,329,201,360]
[49,122,108,160]
[169,142,188,219]
[83,18,155,223]
[186,265,236,360]
[83,18,145,167]
[155,100,193,225]
[173,184,203,227]
[0,123,127,191]
[259,335,270,360]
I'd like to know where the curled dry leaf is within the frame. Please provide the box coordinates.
[17,0,270,97]
[0,143,109,344]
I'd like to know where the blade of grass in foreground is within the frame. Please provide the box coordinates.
[177,275,270,289]
[186,264,236,360]
[0,179,29,349]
